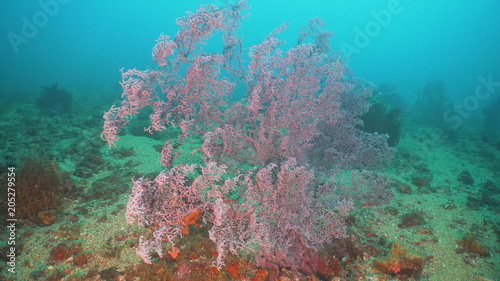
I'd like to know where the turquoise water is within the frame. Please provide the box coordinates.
[2,0,499,98]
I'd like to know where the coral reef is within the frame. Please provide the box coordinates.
[35,83,73,114]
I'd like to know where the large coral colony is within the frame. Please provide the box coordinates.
[102,1,394,275]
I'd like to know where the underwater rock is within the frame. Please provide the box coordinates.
[466,182,500,210]
[83,154,105,167]
[50,242,82,264]
[482,180,499,195]
[378,236,388,246]
[442,203,457,210]
[385,206,399,216]
[74,253,90,267]
[398,212,426,228]
[397,183,412,194]
[373,243,424,277]
[34,209,58,225]
[457,233,490,257]
[411,177,426,187]
[74,167,93,178]
[98,267,120,280]
[457,170,474,185]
